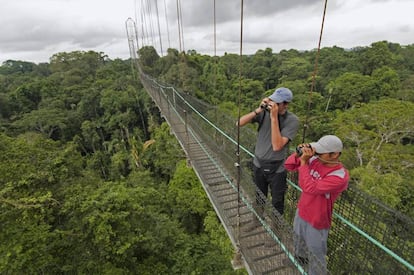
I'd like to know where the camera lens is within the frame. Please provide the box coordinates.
[296,144,312,156]
[296,146,303,156]
[260,104,270,111]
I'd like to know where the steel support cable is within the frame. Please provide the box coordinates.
[301,0,328,143]
[138,69,414,272]
[213,0,217,58]
[133,0,140,49]
[154,0,164,56]
[130,3,141,53]
[233,0,244,268]
[163,0,171,49]
[140,0,148,45]
[178,0,185,52]
[146,0,156,48]
[175,0,182,52]
[213,0,217,93]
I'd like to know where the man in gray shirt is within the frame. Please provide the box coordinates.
[238,87,299,232]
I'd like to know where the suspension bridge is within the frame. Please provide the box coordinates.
[133,68,413,274]
[125,1,414,274]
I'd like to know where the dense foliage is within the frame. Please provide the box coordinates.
[0,52,242,274]
[1,40,413,273]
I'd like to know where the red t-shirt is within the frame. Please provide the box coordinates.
[285,154,349,229]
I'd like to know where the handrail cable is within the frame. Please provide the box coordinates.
[301,0,328,143]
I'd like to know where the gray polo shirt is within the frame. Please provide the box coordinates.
[252,111,299,170]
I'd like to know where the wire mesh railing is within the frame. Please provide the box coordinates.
[139,72,414,275]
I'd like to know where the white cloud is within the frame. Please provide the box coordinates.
[0,0,413,64]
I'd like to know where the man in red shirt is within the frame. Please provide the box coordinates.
[285,135,349,275]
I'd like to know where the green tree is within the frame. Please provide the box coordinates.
[138,46,160,75]
[49,51,106,77]
[333,99,414,215]
[358,41,397,75]
[11,108,68,139]
[326,72,375,110]
[0,60,36,75]
[157,48,180,74]
[0,133,82,274]
[228,78,264,107]
[142,122,185,181]
[248,48,277,89]
[277,56,312,82]
[371,66,401,99]
[168,160,211,233]
[9,81,43,113]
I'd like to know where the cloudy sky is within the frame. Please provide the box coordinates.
[1,0,413,64]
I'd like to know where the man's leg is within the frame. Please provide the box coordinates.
[293,210,308,261]
[243,166,267,232]
[305,224,329,275]
[262,170,286,247]
[270,170,287,215]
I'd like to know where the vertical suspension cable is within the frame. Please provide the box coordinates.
[163,0,171,49]
[154,0,164,56]
[213,0,217,92]
[178,0,185,52]
[134,19,141,57]
[133,1,141,50]
[140,0,148,46]
[213,0,217,57]
[302,0,328,143]
[233,0,244,268]
[176,0,182,52]
[134,0,139,49]
[146,0,156,48]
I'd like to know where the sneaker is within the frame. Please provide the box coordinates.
[295,256,309,266]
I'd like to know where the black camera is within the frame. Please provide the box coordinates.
[260,103,270,111]
[296,144,312,157]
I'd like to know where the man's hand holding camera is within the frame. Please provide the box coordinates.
[260,98,279,117]
[296,144,314,165]
[259,98,269,112]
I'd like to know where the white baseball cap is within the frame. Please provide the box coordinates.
[310,135,343,153]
